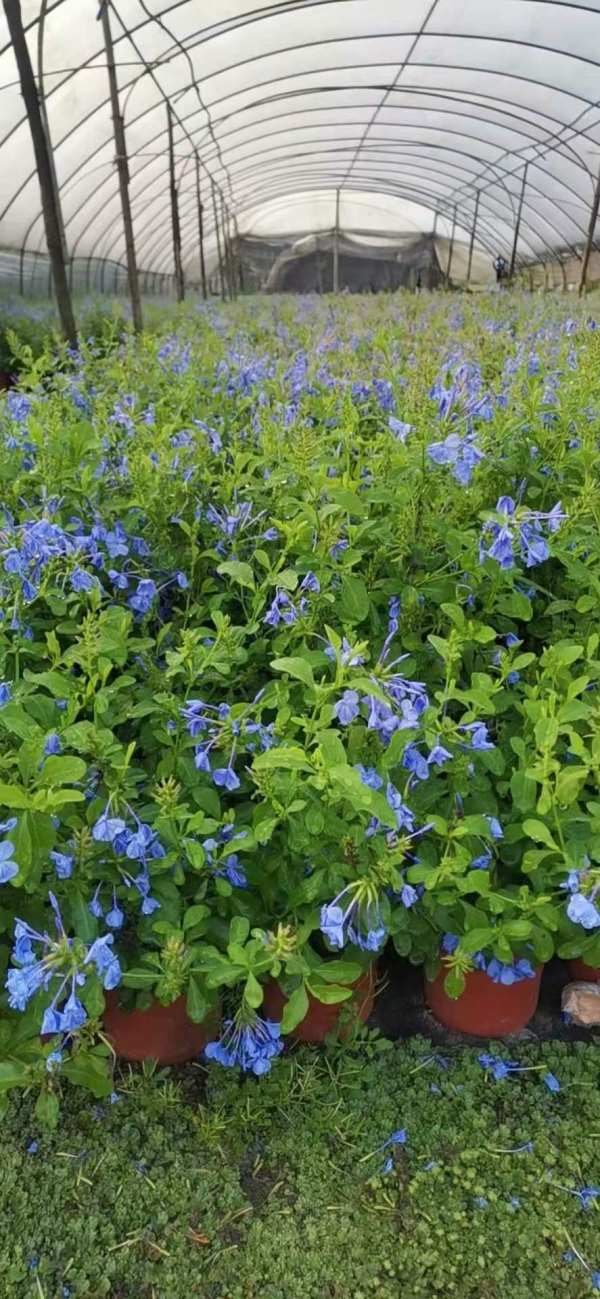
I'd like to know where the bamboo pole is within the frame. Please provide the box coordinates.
[333,187,340,292]
[3,0,76,343]
[445,205,457,286]
[100,0,143,330]
[167,102,184,302]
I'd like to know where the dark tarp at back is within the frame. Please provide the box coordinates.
[264,233,443,293]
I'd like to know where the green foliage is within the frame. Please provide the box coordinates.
[0,1040,599,1298]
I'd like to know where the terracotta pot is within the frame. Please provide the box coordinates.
[262,968,375,1044]
[425,965,542,1037]
[568,959,600,983]
[102,991,218,1064]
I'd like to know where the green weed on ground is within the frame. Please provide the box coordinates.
[0,1037,599,1299]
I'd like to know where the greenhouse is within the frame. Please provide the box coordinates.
[1,4,600,1298]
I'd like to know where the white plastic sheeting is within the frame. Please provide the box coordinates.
[1,0,600,281]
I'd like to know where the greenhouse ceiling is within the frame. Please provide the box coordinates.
[2,0,600,280]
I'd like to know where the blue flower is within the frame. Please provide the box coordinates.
[0,839,18,883]
[84,935,121,990]
[567,892,600,930]
[460,722,495,751]
[213,763,240,792]
[428,743,452,767]
[128,578,157,616]
[0,681,11,707]
[389,417,413,442]
[486,815,503,840]
[354,764,383,790]
[333,690,360,726]
[321,885,386,952]
[50,851,74,880]
[105,891,125,928]
[543,1071,561,1092]
[43,733,62,757]
[402,744,429,782]
[92,812,127,844]
[205,1014,283,1075]
[71,567,96,592]
[300,571,320,593]
[427,432,483,485]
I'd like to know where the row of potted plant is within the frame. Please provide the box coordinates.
[1,294,599,1111]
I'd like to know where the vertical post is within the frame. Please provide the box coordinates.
[221,197,235,300]
[194,152,207,300]
[467,191,480,284]
[578,165,600,297]
[510,162,529,278]
[212,182,226,300]
[100,0,143,331]
[333,186,340,293]
[234,217,244,293]
[167,102,184,302]
[19,246,25,296]
[3,0,76,343]
[38,0,68,266]
[445,204,457,286]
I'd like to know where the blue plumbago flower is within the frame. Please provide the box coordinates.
[128,578,157,617]
[193,419,222,453]
[480,497,566,569]
[71,566,96,593]
[7,391,31,422]
[262,527,279,541]
[459,721,495,751]
[205,1013,283,1075]
[0,681,12,706]
[264,588,302,627]
[26,1140,38,1155]
[333,690,360,725]
[92,812,127,844]
[213,760,241,791]
[389,417,413,442]
[386,783,416,833]
[300,570,320,593]
[84,935,121,990]
[471,849,492,871]
[486,815,503,840]
[324,636,365,667]
[206,500,255,540]
[567,892,600,929]
[427,431,483,486]
[543,1072,561,1092]
[320,881,386,952]
[402,743,429,783]
[485,957,535,986]
[0,838,18,883]
[43,733,62,757]
[105,890,125,929]
[428,742,452,767]
[568,1185,600,1210]
[354,764,383,790]
[473,1196,489,1209]
[478,1053,525,1081]
[214,853,248,889]
[50,851,74,881]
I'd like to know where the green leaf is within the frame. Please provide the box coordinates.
[523,819,559,851]
[0,784,30,809]
[244,972,264,1009]
[339,575,370,623]
[510,770,537,812]
[307,981,354,1004]
[183,904,209,932]
[39,756,87,787]
[253,747,313,773]
[443,967,466,999]
[35,1088,59,1129]
[273,568,298,592]
[460,928,495,954]
[318,730,347,768]
[229,916,250,946]
[271,656,315,688]
[327,487,367,516]
[62,1051,113,1099]
[122,968,158,989]
[186,976,209,1024]
[318,961,361,984]
[0,1060,30,1091]
[281,984,309,1033]
[216,560,255,590]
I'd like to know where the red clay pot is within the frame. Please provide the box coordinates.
[425,965,542,1037]
[262,968,375,1044]
[568,959,600,983]
[102,991,218,1064]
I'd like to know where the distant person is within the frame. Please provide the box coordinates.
[494,255,507,284]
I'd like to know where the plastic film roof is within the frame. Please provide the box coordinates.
[2,0,600,281]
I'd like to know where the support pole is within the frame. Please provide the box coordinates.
[100,0,143,331]
[234,216,244,293]
[212,182,226,300]
[3,0,76,343]
[445,205,457,287]
[194,152,207,300]
[333,187,340,293]
[510,162,529,278]
[578,165,600,297]
[221,197,235,300]
[467,191,480,285]
[167,102,184,302]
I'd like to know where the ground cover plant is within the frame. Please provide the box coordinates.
[1,1037,599,1299]
[0,290,600,1105]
